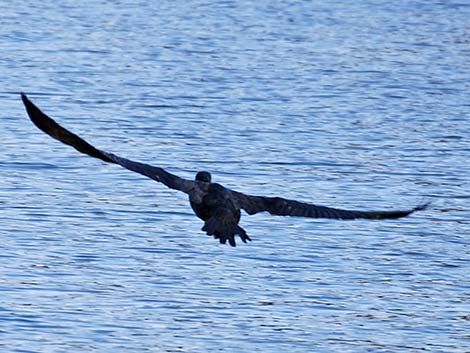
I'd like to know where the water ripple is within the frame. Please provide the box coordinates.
[1,1,469,352]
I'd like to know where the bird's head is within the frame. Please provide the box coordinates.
[195,171,211,183]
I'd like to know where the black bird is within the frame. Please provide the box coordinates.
[21,93,428,246]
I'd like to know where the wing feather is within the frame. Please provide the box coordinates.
[231,190,429,220]
[21,93,195,194]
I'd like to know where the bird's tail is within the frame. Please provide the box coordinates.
[202,217,251,247]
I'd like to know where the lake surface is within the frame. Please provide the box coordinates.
[1,1,469,352]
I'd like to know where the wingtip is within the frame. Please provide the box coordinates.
[20,92,36,120]
[413,201,431,213]
[20,93,33,109]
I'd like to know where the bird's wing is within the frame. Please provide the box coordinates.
[230,190,428,220]
[21,93,196,194]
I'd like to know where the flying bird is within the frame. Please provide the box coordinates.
[21,93,428,246]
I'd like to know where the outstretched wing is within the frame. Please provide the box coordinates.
[231,190,429,220]
[21,93,196,194]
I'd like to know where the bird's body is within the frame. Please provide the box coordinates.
[191,183,238,223]
[21,93,429,246]
[190,182,248,246]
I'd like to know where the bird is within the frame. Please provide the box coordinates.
[21,93,429,246]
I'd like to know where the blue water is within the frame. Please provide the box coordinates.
[1,1,469,352]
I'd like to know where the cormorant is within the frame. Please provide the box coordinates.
[21,93,428,246]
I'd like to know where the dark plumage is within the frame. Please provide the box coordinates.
[21,93,429,246]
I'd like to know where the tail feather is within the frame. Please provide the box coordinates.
[202,217,251,247]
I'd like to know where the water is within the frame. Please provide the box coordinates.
[1,0,469,352]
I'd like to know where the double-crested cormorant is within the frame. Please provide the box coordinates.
[21,93,428,246]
